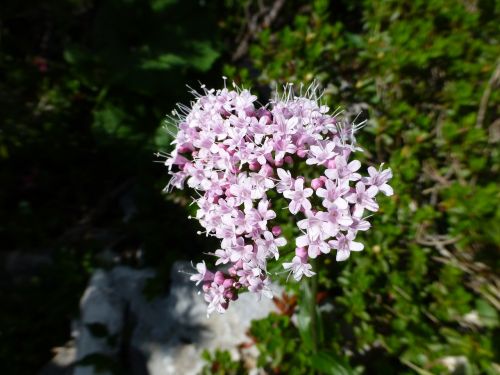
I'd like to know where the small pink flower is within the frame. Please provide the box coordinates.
[276,168,293,193]
[329,232,364,261]
[316,178,349,209]
[189,261,214,285]
[345,181,379,217]
[297,211,330,241]
[283,178,313,214]
[248,276,273,300]
[283,256,315,281]
[325,156,361,181]
[364,165,394,196]
[306,141,337,165]
[256,230,287,260]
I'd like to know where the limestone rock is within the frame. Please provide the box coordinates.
[70,262,278,374]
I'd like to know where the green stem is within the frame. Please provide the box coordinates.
[310,258,318,355]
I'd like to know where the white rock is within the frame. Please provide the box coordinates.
[72,262,278,375]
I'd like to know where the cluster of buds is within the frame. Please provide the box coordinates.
[163,81,392,315]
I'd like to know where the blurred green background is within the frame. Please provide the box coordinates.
[0,0,498,374]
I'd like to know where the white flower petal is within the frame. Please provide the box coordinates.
[380,184,394,196]
[350,241,364,251]
[336,249,350,261]
[296,234,310,247]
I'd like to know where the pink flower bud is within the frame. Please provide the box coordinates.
[230,291,239,301]
[204,271,215,283]
[249,161,260,171]
[296,247,308,259]
[282,107,293,119]
[284,156,294,164]
[319,176,328,183]
[214,271,225,285]
[228,266,237,276]
[272,226,282,236]
[260,163,274,177]
[245,107,255,117]
[256,108,272,122]
[311,178,324,190]
[297,149,308,158]
[224,290,236,300]
[222,278,234,288]
[274,159,284,167]
[178,145,192,153]
[220,108,230,117]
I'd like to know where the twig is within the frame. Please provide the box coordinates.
[232,0,286,61]
[476,58,500,129]
[400,358,434,375]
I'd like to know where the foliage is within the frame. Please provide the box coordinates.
[0,0,224,373]
[201,312,359,375]
[200,349,246,375]
[212,0,499,373]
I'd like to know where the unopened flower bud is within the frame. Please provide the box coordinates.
[272,225,282,236]
[178,145,193,153]
[296,247,308,259]
[222,278,233,288]
[260,163,274,177]
[214,271,225,285]
[224,290,237,301]
[311,178,324,190]
[249,161,260,171]
[297,149,308,158]
[282,107,293,119]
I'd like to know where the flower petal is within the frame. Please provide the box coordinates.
[350,241,364,251]
[336,249,350,261]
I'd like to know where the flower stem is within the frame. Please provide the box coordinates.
[310,258,318,354]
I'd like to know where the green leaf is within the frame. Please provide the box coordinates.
[476,299,499,328]
[310,351,356,375]
[141,54,186,71]
[296,282,314,351]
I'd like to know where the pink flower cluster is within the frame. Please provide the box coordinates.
[164,82,392,315]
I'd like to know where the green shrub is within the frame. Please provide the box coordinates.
[211,0,499,373]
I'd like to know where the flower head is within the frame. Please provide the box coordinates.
[163,81,392,314]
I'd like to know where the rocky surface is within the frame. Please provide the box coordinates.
[44,262,278,375]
